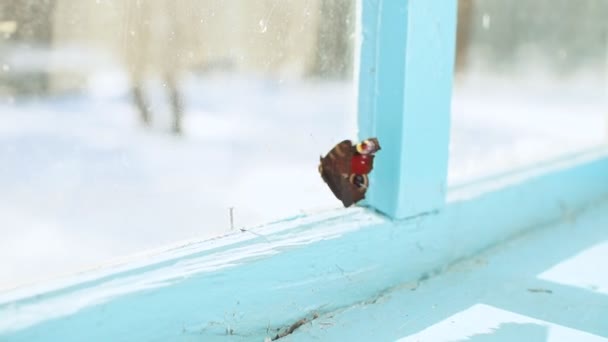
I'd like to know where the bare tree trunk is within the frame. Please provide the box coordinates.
[123,0,185,135]
[165,73,183,135]
[309,0,355,79]
[131,82,151,126]
[164,1,184,136]
[124,0,154,129]
[455,0,474,73]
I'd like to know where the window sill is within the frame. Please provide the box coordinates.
[1,155,608,341]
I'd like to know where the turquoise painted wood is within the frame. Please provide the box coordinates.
[2,1,608,341]
[283,199,608,341]
[1,151,608,341]
[358,0,457,219]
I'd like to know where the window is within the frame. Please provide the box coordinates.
[1,0,357,289]
[450,0,608,185]
[2,1,607,341]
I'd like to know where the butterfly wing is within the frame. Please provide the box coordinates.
[319,140,367,207]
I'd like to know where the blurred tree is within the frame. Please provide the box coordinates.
[309,0,355,80]
[457,0,608,76]
[124,0,184,135]
[0,0,56,97]
[455,0,474,74]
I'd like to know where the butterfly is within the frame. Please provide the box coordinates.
[318,138,381,207]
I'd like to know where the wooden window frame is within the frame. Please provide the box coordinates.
[2,1,608,340]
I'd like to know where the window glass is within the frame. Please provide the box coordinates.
[0,0,357,288]
[449,0,608,185]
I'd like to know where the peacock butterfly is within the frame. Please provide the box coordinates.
[318,138,381,207]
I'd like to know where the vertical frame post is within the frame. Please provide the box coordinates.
[358,0,458,219]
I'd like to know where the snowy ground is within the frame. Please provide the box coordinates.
[0,71,359,289]
[1,64,606,290]
[450,70,607,184]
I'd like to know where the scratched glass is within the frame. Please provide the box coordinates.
[449,0,608,185]
[0,0,357,289]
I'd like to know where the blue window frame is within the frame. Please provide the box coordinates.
[358,0,456,218]
[2,1,608,341]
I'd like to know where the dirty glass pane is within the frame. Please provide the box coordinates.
[449,0,608,185]
[0,0,357,288]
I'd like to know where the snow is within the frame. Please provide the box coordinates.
[449,70,607,184]
[0,71,358,289]
[1,59,606,290]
